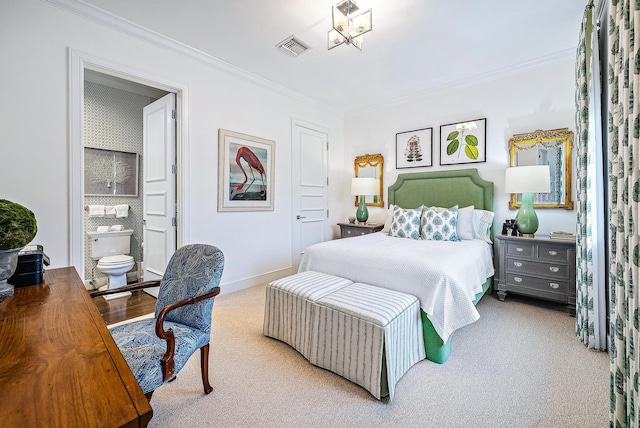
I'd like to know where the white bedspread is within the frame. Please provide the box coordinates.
[298,232,495,342]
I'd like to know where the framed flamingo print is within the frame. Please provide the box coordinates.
[218,129,275,211]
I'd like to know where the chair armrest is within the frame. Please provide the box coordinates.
[89,280,162,298]
[155,287,221,381]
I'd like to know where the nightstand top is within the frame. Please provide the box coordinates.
[337,222,382,229]
[495,234,576,246]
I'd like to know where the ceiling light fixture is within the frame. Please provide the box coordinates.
[327,0,372,51]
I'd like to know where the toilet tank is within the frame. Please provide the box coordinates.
[87,229,134,259]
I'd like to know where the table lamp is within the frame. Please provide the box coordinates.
[504,165,551,237]
[351,177,377,223]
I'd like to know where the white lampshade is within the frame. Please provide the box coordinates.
[505,165,551,194]
[351,177,377,195]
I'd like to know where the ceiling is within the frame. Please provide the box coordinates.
[81,0,586,112]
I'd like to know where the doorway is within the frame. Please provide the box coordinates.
[69,49,187,289]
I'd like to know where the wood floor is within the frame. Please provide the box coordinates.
[93,290,157,325]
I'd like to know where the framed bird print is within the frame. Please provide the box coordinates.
[218,129,275,211]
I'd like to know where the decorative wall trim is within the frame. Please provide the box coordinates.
[43,0,334,112]
[351,48,575,114]
[47,0,575,114]
[221,266,295,295]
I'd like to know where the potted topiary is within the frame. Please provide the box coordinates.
[0,199,37,300]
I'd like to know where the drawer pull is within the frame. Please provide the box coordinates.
[549,250,558,256]
[516,247,524,252]
[549,282,560,289]
[514,277,523,283]
[549,266,560,273]
[513,262,523,267]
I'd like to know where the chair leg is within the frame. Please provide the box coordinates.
[200,343,213,394]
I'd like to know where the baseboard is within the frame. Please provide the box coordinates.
[220,267,295,295]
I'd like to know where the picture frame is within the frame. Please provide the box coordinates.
[396,127,433,169]
[218,129,275,212]
[439,118,487,165]
[84,147,139,196]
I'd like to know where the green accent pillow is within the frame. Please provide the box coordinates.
[421,206,460,241]
[389,206,423,239]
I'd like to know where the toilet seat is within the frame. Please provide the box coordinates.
[98,255,134,266]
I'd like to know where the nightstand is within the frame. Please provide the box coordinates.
[495,235,576,314]
[337,222,383,238]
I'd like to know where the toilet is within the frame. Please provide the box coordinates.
[87,229,135,299]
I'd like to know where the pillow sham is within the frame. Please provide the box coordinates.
[472,209,494,243]
[456,205,475,240]
[389,206,423,239]
[421,206,460,241]
[381,204,395,233]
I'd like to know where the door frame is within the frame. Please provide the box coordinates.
[68,49,189,283]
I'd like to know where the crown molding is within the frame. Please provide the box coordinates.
[347,48,575,114]
[42,0,336,113]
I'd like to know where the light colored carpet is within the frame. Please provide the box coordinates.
[143,285,608,427]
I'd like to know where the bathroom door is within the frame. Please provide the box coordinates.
[142,93,177,292]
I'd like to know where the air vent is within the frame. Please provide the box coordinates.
[276,35,312,58]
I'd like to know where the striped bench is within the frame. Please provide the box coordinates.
[263,271,353,359]
[264,271,425,402]
[309,282,425,401]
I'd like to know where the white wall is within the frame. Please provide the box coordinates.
[343,58,577,236]
[0,0,344,293]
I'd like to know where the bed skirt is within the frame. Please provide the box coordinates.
[422,276,493,364]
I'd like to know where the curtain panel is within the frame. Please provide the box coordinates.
[609,0,640,425]
[575,6,595,346]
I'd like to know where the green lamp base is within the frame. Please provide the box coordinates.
[356,195,369,223]
[515,193,539,237]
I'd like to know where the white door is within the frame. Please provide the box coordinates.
[292,122,329,270]
[142,93,177,295]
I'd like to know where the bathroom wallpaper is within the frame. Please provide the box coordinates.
[83,81,151,283]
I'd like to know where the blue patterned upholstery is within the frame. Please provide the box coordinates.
[109,244,224,395]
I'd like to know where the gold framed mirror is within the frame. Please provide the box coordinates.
[508,128,574,210]
[354,153,384,207]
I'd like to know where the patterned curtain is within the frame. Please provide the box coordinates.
[609,0,640,425]
[575,6,594,345]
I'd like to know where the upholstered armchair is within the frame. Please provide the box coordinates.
[91,244,224,399]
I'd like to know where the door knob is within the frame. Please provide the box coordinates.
[296,215,306,220]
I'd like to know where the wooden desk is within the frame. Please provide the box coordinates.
[0,267,152,427]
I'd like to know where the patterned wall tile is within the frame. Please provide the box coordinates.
[83,81,151,282]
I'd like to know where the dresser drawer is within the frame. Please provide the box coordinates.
[537,245,570,262]
[505,273,570,302]
[505,257,569,279]
[506,241,535,258]
[341,228,368,238]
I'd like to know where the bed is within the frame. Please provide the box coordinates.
[298,168,495,364]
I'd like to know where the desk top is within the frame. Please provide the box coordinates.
[0,267,153,427]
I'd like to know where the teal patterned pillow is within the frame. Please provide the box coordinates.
[389,206,423,239]
[421,206,460,241]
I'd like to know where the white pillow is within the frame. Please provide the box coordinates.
[420,206,460,241]
[456,205,475,240]
[381,204,395,233]
[472,209,494,243]
[389,206,423,240]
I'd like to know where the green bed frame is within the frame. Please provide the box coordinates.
[388,168,494,364]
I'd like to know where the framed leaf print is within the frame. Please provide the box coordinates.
[439,118,487,165]
[396,127,433,169]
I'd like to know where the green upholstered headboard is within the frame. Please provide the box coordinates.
[388,168,494,212]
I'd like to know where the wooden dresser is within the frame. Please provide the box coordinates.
[495,235,576,314]
[0,267,152,427]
